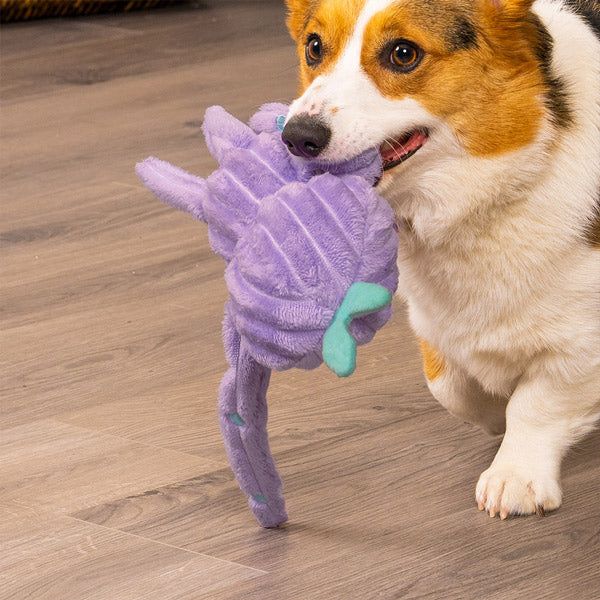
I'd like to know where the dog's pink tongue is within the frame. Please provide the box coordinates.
[381,131,427,162]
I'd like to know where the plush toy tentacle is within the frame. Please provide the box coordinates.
[218,310,287,528]
[135,157,207,221]
[203,106,256,163]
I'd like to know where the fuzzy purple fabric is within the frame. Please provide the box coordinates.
[136,104,398,527]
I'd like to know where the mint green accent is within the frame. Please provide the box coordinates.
[252,493,268,504]
[276,115,286,132]
[228,412,246,426]
[322,282,392,377]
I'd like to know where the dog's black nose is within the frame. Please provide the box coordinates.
[281,115,331,158]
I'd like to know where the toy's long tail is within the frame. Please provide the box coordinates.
[135,157,207,221]
[218,308,287,528]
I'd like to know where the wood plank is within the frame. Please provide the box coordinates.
[0,419,221,513]
[74,424,600,600]
[56,310,432,461]
[0,507,264,600]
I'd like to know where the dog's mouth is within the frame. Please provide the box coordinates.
[380,129,428,171]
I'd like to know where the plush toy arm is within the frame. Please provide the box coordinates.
[219,307,287,528]
[135,157,207,221]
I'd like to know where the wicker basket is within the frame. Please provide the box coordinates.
[1,0,184,22]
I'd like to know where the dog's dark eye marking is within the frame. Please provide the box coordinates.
[382,39,423,73]
[305,33,323,67]
[448,17,477,51]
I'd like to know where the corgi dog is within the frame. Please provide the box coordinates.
[282,0,600,519]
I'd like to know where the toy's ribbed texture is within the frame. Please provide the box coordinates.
[136,104,398,527]
[227,172,397,371]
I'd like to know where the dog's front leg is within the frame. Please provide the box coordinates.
[476,363,600,519]
[421,350,508,436]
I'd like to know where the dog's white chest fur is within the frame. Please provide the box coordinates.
[389,0,600,397]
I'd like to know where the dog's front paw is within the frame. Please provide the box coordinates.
[475,464,562,519]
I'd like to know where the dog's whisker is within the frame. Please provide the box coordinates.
[384,137,408,158]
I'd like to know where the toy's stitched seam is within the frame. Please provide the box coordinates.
[256,222,308,291]
[278,197,347,291]
[308,182,360,260]
[233,321,310,362]
[339,178,370,284]
[246,147,289,186]
[222,169,260,206]
[228,265,332,328]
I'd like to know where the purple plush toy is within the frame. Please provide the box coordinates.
[136,103,398,527]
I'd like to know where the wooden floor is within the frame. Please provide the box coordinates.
[1,2,599,599]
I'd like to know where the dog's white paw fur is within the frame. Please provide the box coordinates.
[476,463,562,519]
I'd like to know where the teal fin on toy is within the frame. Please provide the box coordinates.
[322,282,393,377]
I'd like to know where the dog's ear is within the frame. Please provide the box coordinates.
[477,0,538,47]
[478,0,535,20]
[285,0,313,41]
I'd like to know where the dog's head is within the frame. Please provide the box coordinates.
[283,0,568,207]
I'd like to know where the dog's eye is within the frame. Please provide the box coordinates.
[305,34,323,66]
[388,40,422,72]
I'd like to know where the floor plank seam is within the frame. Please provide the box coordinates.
[110,180,146,190]
[52,417,227,465]
[66,515,269,575]
[54,403,443,468]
